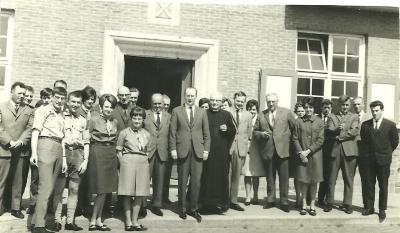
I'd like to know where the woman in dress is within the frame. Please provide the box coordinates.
[243,99,266,205]
[291,102,306,208]
[292,97,324,216]
[117,107,151,231]
[88,94,118,231]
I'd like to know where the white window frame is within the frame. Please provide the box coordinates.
[296,76,326,99]
[296,37,328,73]
[0,10,14,91]
[296,31,365,102]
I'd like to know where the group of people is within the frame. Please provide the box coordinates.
[0,80,398,233]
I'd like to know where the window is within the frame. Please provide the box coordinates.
[296,32,365,112]
[0,10,13,88]
[296,38,327,72]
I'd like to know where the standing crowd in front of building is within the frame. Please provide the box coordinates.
[0,80,398,233]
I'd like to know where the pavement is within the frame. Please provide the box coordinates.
[1,177,400,233]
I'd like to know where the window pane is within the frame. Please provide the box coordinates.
[333,38,346,55]
[297,54,310,70]
[297,39,308,53]
[347,39,360,56]
[346,57,359,73]
[346,81,358,97]
[0,65,5,86]
[0,17,8,36]
[332,55,345,72]
[297,78,310,95]
[312,79,324,96]
[331,98,341,114]
[332,80,344,97]
[0,38,7,57]
[310,55,325,71]
[308,40,322,55]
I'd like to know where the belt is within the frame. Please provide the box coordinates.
[126,152,147,156]
[91,141,115,146]
[39,136,62,143]
[65,145,84,151]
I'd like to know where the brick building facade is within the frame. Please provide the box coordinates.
[0,1,399,191]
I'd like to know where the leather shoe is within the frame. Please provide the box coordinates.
[65,223,83,231]
[179,210,187,220]
[323,204,333,212]
[48,222,62,232]
[188,211,202,223]
[378,210,386,220]
[32,227,51,233]
[281,205,290,213]
[151,207,163,216]
[263,202,276,209]
[230,203,244,211]
[362,208,374,216]
[11,210,25,219]
[138,207,147,218]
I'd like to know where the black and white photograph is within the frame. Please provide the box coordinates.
[0,0,399,232]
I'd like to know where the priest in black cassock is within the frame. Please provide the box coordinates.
[199,92,236,214]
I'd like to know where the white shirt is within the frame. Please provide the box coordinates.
[153,111,162,122]
[374,117,383,129]
[269,110,277,126]
[185,105,195,121]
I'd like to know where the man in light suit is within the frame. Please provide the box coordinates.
[253,93,295,212]
[0,82,33,218]
[144,93,171,216]
[169,87,210,223]
[229,91,252,211]
[360,100,399,220]
[324,95,359,214]
[352,97,371,211]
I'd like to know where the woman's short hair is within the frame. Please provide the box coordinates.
[293,102,304,113]
[222,97,232,107]
[130,106,146,119]
[99,94,118,108]
[82,86,97,103]
[246,99,259,111]
[199,98,210,107]
[301,97,315,108]
[40,88,52,98]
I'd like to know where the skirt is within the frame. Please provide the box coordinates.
[118,153,150,196]
[242,139,266,177]
[88,144,118,194]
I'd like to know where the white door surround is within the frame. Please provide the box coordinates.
[101,30,219,99]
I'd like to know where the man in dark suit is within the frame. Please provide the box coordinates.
[112,86,134,132]
[317,99,334,206]
[144,93,171,216]
[324,95,359,214]
[352,97,372,211]
[169,87,211,222]
[360,100,399,220]
[0,82,33,218]
[229,91,252,211]
[253,93,295,212]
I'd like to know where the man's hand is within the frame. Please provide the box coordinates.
[262,131,270,139]
[78,160,88,175]
[219,124,227,132]
[9,140,23,148]
[171,150,178,160]
[338,123,345,130]
[62,157,68,173]
[30,153,38,167]
[203,151,209,161]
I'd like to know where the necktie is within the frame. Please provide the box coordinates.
[375,120,379,130]
[156,112,161,127]
[236,109,240,124]
[271,112,275,127]
[15,104,19,113]
[189,107,194,125]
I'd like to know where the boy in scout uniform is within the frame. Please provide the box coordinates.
[52,90,90,231]
[30,87,67,233]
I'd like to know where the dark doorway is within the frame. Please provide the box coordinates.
[124,56,194,110]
